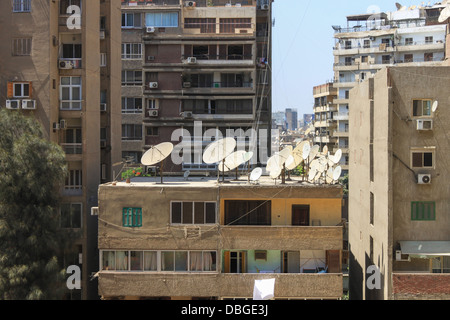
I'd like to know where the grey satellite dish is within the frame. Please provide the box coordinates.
[250,167,263,184]
[141,142,174,184]
[432,101,438,113]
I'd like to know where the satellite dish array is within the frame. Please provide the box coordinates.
[135,138,343,185]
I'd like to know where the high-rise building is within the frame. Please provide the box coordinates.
[348,66,450,300]
[285,108,297,131]
[0,0,122,299]
[332,4,448,178]
[120,0,273,172]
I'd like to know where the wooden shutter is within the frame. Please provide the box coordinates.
[184,45,192,58]
[326,250,341,273]
[224,251,230,273]
[7,82,13,98]
[241,251,246,273]
[28,82,32,98]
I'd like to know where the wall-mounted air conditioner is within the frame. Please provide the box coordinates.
[417,119,433,131]
[59,60,74,69]
[148,110,159,117]
[100,103,107,112]
[185,1,196,7]
[91,207,99,216]
[418,174,431,185]
[181,111,193,119]
[261,4,269,10]
[59,119,67,130]
[148,82,158,89]
[187,57,197,64]
[183,82,191,88]
[395,250,410,262]
[6,100,20,109]
[146,27,155,33]
[21,99,36,110]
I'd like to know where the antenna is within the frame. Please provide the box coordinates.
[141,142,174,184]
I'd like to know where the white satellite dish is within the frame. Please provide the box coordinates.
[308,168,317,181]
[266,154,283,172]
[308,145,320,162]
[439,5,450,23]
[333,166,342,181]
[302,143,311,160]
[250,167,263,183]
[219,150,248,172]
[330,149,342,164]
[326,167,334,184]
[203,138,237,164]
[141,142,174,184]
[432,101,438,113]
[285,155,299,171]
[322,145,328,155]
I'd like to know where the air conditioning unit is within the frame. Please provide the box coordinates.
[146,27,156,33]
[418,174,431,185]
[6,99,20,109]
[181,111,193,119]
[183,82,191,88]
[395,250,410,262]
[148,110,159,117]
[100,103,107,112]
[59,60,74,69]
[148,82,158,89]
[53,122,60,131]
[261,4,269,10]
[59,119,67,130]
[187,57,197,64]
[185,1,196,7]
[417,119,433,131]
[21,99,36,110]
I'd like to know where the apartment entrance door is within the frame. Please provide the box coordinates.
[292,205,310,226]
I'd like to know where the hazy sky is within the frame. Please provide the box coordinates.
[271,0,423,116]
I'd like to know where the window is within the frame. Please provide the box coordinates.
[147,99,157,109]
[122,124,142,141]
[100,53,107,67]
[363,40,370,48]
[121,43,142,60]
[413,99,432,117]
[224,200,271,226]
[122,151,142,164]
[292,205,309,226]
[12,38,32,56]
[122,207,142,227]
[62,44,82,59]
[223,251,246,273]
[404,54,413,63]
[12,82,30,98]
[146,127,159,136]
[65,169,82,190]
[425,36,433,44]
[171,202,216,225]
[184,18,216,33]
[405,38,413,45]
[424,52,434,62]
[411,202,435,221]
[145,12,178,28]
[382,55,391,64]
[60,203,82,228]
[60,0,81,15]
[13,0,31,12]
[370,192,374,225]
[411,150,434,168]
[62,128,82,154]
[60,76,82,110]
[361,56,368,63]
[121,70,142,86]
[122,12,141,28]
[121,97,142,114]
[219,18,251,33]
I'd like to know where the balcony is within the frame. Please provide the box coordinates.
[333,129,349,138]
[98,272,343,299]
[333,112,349,121]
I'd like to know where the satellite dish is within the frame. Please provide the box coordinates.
[308,168,317,181]
[203,138,236,164]
[322,145,328,155]
[250,167,263,183]
[270,167,282,179]
[333,166,342,181]
[326,167,334,184]
[438,5,450,23]
[141,142,174,184]
[432,101,438,113]
[330,149,342,164]
[308,145,320,162]
[266,154,283,173]
[219,150,253,173]
[278,146,293,165]
[302,143,311,160]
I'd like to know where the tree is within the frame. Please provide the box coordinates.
[0,109,72,299]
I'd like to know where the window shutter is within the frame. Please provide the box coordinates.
[184,45,192,58]
[326,250,341,273]
[7,82,13,98]
[244,44,252,59]
[28,82,32,98]
[241,251,246,273]
[224,251,230,273]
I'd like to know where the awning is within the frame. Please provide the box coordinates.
[399,241,450,257]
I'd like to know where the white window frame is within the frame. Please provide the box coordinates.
[147,99,158,109]
[122,12,142,29]
[60,76,82,110]
[65,169,82,190]
[121,43,142,60]
[411,147,435,169]
[13,0,31,12]
[121,124,142,141]
[121,97,142,114]
[170,201,217,225]
[100,53,107,67]
[121,70,142,86]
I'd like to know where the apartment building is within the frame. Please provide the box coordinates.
[312,82,341,169]
[97,175,344,300]
[0,0,122,299]
[120,0,273,172]
[348,66,450,300]
[332,4,448,178]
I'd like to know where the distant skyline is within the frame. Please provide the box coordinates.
[271,0,423,116]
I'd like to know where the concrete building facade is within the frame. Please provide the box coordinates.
[0,0,122,299]
[332,4,448,178]
[348,66,450,300]
[120,0,273,173]
[97,176,344,300]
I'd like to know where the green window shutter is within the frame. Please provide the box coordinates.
[411,202,435,221]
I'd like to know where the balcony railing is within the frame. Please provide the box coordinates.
[183,81,253,89]
[61,143,82,155]
[334,19,426,34]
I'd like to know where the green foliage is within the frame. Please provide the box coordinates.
[0,109,72,300]
[121,167,152,180]
[339,174,349,195]
[290,165,305,176]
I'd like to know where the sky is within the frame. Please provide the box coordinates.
[271,0,424,116]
